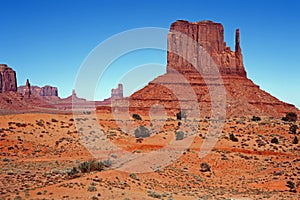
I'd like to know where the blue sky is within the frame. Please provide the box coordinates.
[0,0,299,108]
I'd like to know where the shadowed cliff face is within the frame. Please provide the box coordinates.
[167,20,246,77]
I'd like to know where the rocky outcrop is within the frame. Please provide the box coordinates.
[24,79,31,98]
[167,20,246,76]
[98,20,299,118]
[111,84,123,100]
[18,84,58,97]
[40,85,58,96]
[0,64,17,93]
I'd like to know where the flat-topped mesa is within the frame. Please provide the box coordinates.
[167,20,246,77]
[0,64,17,93]
[18,84,58,97]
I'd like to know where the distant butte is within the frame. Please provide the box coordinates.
[97,20,299,117]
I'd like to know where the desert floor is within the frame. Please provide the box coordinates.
[0,112,299,199]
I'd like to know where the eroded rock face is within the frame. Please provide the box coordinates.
[0,64,17,93]
[167,20,246,76]
[41,86,58,96]
[18,85,58,97]
[97,20,299,117]
[111,84,123,100]
[24,79,31,98]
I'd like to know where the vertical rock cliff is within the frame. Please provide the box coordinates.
[0,64,17,93]
[167,20,246,76]
[98,20,299,117]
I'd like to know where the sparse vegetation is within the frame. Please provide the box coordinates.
[286,181,296,192]
[77,160,105,173]
[292,136,299,144]
[132,114,142,121]
[2,157,11,162]
[282,112,297,122]
[129,173,140,181]
[175,131,184,140]
[36,119,44,127]
[271,137,279,144]
[176,110,187,121]
[51,118,58,122]
[134,126,150,138]
[251,116,261,121]
[289,124,298,134]
[147,190,162,199]
[200,162,211,172]
[229,133,238,142]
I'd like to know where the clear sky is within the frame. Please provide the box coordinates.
[0,0,299,108]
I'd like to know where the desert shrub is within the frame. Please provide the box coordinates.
[101,159,112,168]
[14,195,22,200]
[147,190,162,199]
[36,120,44,127]
[83,111,92,115]
[200,162,211,172]
[176,110,187,121]
[271,137,279,144]
[67,167,79,177]
[229,133,238,142]
[282,112,297,122]
[175,131,184,140]
[289,124,298,134]
[2,157,11,162]
[51,118,58,122]
[87,185,97,192]
[134,126,150,138]
[286,181,296,192]
[15,122,26,127]
[91,196,99,200]
[129,173,140,181]
[292,136,299,144]
[132,114,142,121]
[78,160,104,173]
[251,116,261,121]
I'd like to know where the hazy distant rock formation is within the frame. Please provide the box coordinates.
[18,84,58,97]
[0,64,17,93]
[98,20,299,117]
[111,84,123,100]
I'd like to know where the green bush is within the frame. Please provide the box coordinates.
[132,114,142,121]
[134,126,150,138]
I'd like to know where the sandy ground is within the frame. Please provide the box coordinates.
[0,112,299,199]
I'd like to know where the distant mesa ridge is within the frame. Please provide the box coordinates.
[99,19,299,117]
[18,83,58,97]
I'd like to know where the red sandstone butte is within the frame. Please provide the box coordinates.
[99,20,299,117]
[0,64,17,93]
